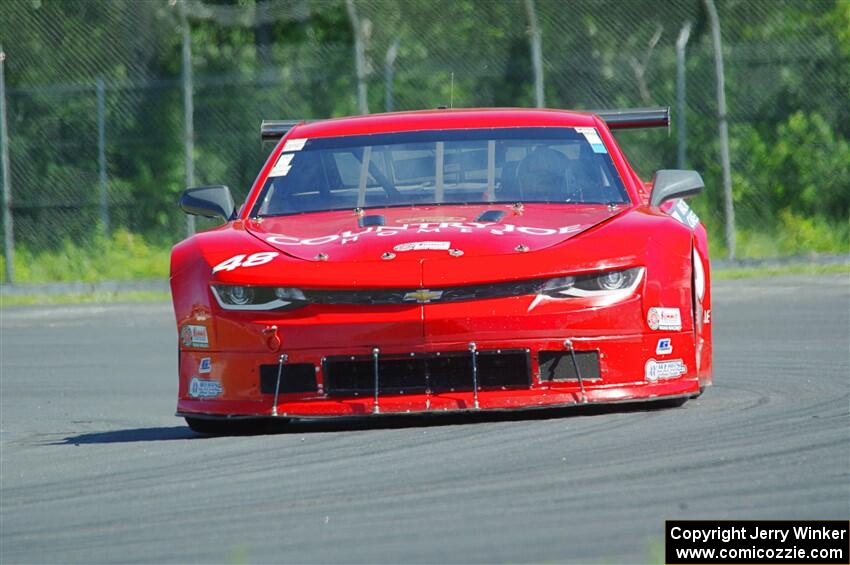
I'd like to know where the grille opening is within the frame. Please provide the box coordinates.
[476,351,532,388]
[259,363,318,394]
[428,355,472,392]
[324,350,530,396]
[538,350,601,382]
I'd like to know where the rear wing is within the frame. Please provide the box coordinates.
[259,106,670,141]
[589,106,670,130]
[260,120,304,142]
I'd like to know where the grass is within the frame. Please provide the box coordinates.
[711,262,849,280]
[706,211,849,259]
[0,229,171,284]
[1,291,172,307]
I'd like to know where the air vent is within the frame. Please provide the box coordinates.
[538,351,601,381]
[259,363,318,394]
[323,350,530,396]
[358,214,385,228]
[476,210,506,222]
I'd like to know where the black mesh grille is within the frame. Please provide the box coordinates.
[323,350,530,396]
[303,280,545,306]
[538,350,601,381]
[259,363,318,394]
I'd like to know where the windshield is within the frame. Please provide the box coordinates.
[252,127,628,217]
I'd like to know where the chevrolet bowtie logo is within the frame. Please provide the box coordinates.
[403,289,444,303]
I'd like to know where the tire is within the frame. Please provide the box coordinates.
[185,416,288,435]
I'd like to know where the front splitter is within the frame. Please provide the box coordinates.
[177,378,700,420]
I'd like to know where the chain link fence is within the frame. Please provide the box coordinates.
[1,0,847,283]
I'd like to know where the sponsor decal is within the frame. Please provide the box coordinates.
[212,252,278,273]
[403,289,444,304]
[188,377,223,399]
[703,309,711,324]
[670,199,700,229]
[575,127,608,154]
[282,137,308,152]
[181,325,209,348]
[646,309,660,330]
[645,358,687,382]
[180,325,193,347]
[656,338,673,355]
[393,241,451,252]
[265,223,583,247]
[647,307,682,331]
[269,153,294,177]
[198,357,212,374]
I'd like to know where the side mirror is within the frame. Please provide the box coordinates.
[650,170,704,207]
[179,185,235,221]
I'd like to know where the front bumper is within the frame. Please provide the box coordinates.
[177,333,701,419]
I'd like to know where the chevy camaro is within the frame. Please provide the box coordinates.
[171,107,712,433]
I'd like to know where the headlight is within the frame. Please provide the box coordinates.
[598,271,627,290]
[223,285,254,305]
[275,287,306,301]
[540,276,576,295]
[541,267,643,297]
[211,285,307,311]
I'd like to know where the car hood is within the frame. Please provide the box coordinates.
[246,203,626,263]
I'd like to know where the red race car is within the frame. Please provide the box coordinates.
[171,107,712,433]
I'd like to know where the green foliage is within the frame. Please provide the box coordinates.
[0,229,171,284]
[1,0,848,284]
[731,112,850,221]
[735,210,849,257]
[714,110,850,257]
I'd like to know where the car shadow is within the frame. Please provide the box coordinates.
[52,426,203,445]
[54,398,688,444]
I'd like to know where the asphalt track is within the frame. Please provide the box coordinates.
[1,274,848,564]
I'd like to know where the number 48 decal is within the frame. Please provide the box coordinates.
[212,252,278,273]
